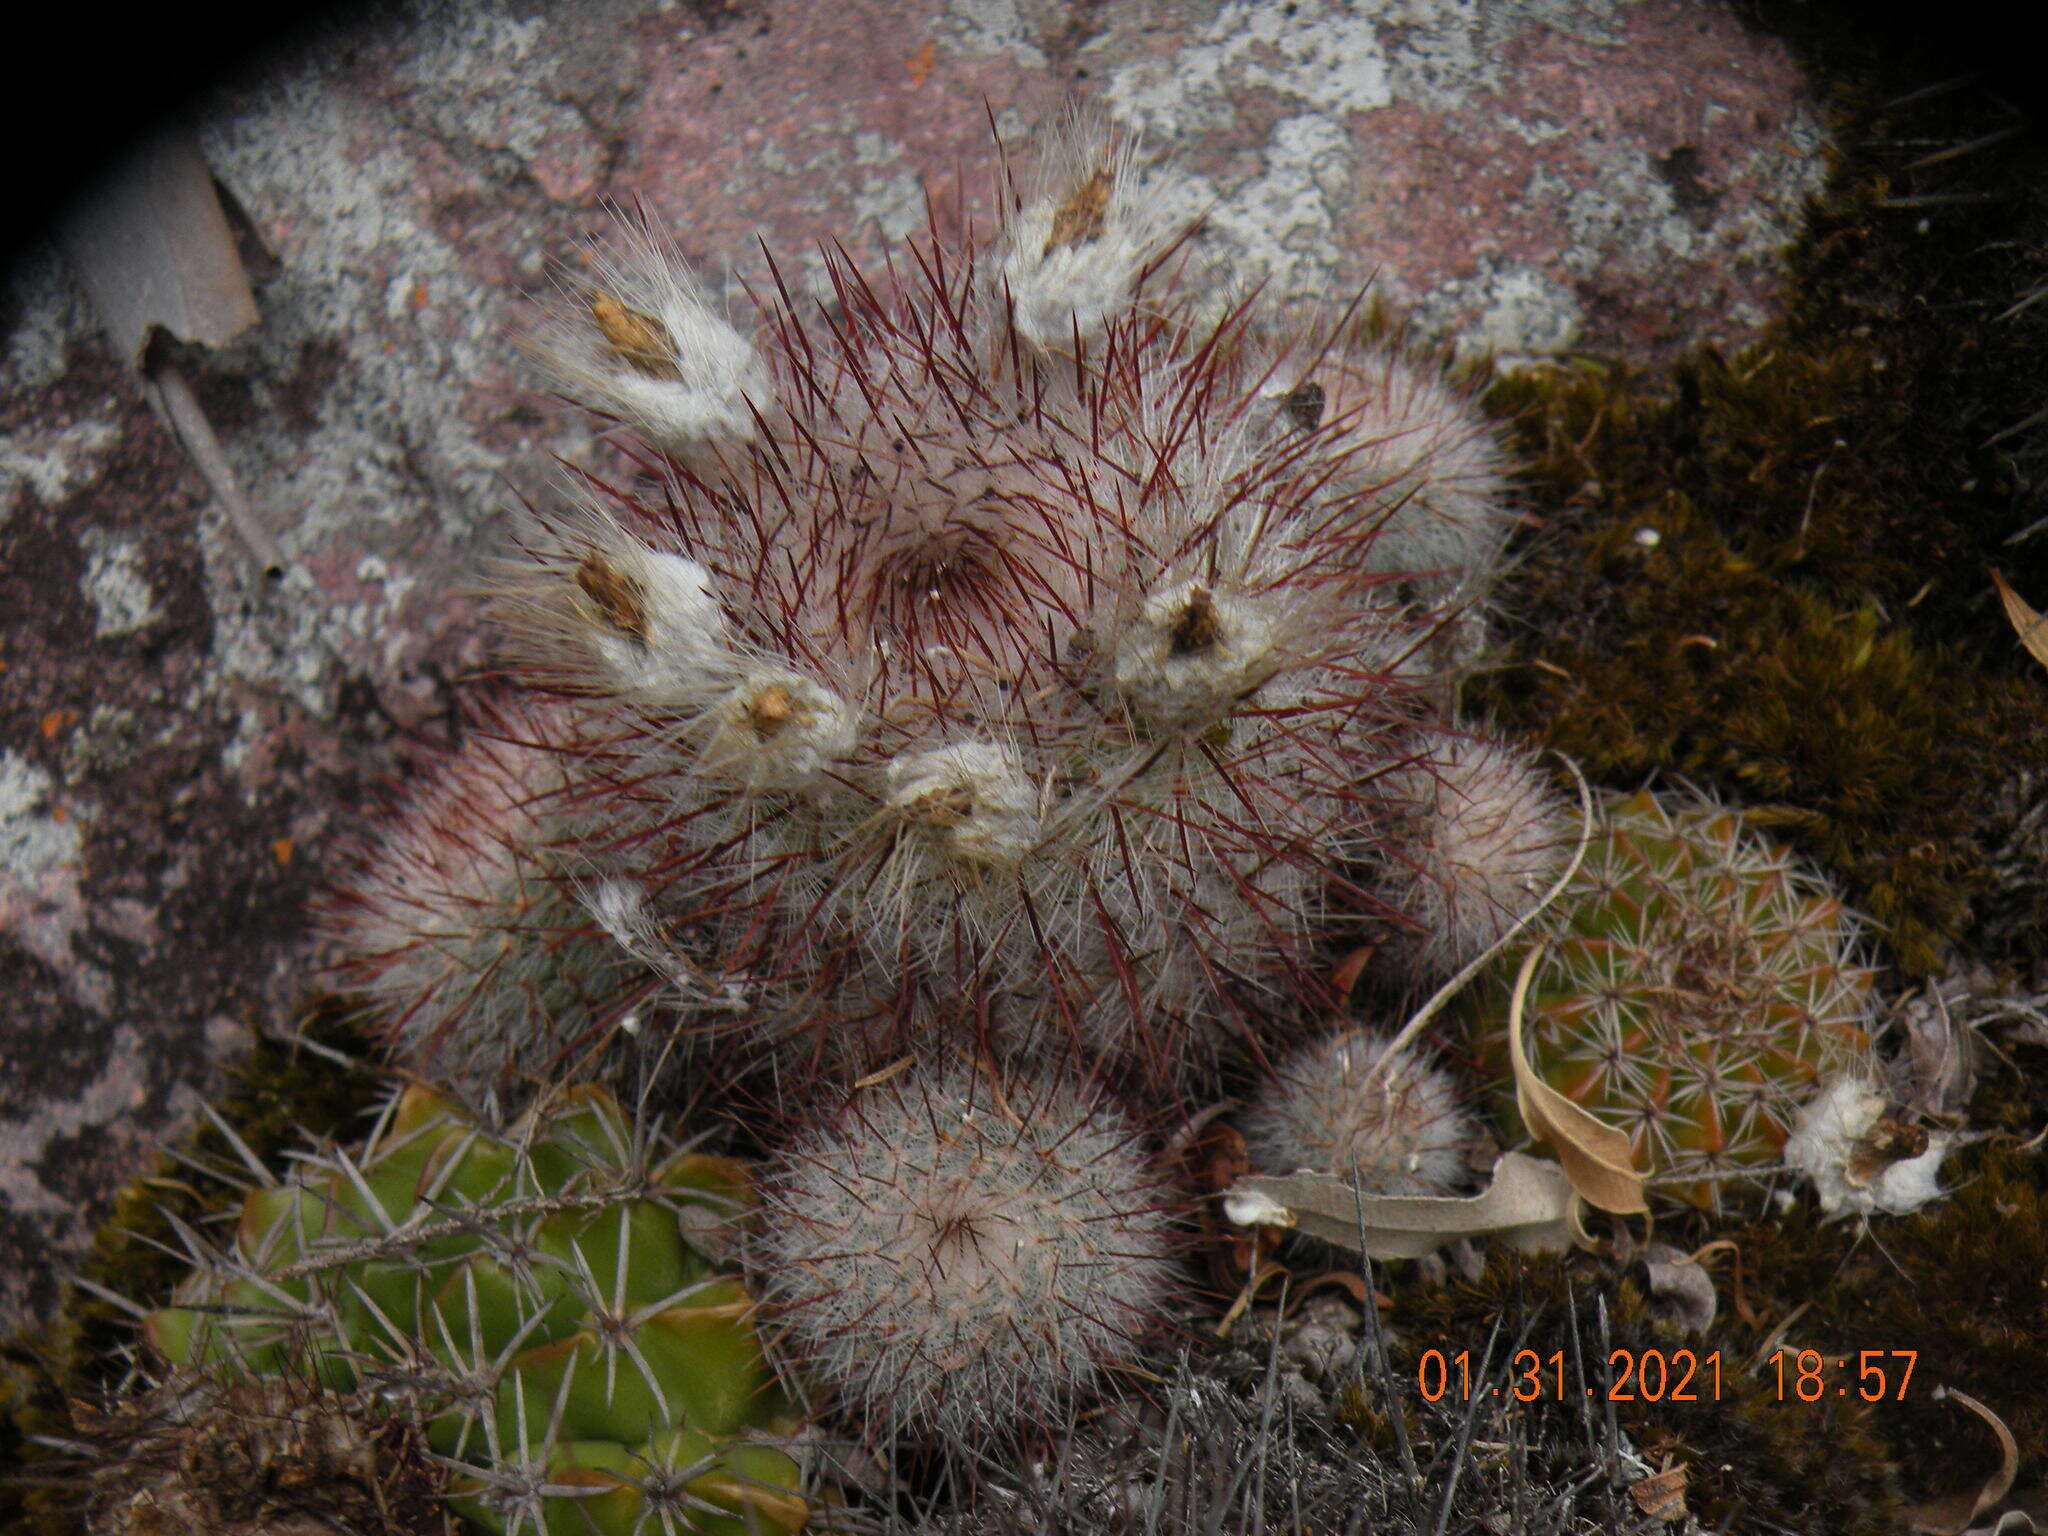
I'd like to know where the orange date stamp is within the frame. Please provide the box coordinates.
[1415,1348,1918,1403]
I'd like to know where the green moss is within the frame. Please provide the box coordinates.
[1475,368,2031,973]
[1475,61,2048,974]
[0,1005,384,1536]
[1730,1103,2048,1500]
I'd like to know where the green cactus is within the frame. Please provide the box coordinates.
[143,1084,806,1536]
[1474,789,1876,1209]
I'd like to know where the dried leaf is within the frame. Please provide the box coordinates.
[1506,943,1650,1214]
[1909,1388,2021,1536]
[1630,1464,1689,1523]
[1329,943,1377,1002]
[1845,1115,1932,1189]
[1641,1242,1718,1332]
[1222,1151,1578,1260]
[56,127,259,370]
[1992,570,2048,675]
[1899,983,1978,1118]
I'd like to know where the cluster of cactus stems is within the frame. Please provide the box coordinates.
[141,1085,805,1536]
[324,104,1545,1103]
[89,106,1924,1536]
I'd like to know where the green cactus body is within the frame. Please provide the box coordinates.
[143,1085,806,1536]
[1475,790,1875,1209]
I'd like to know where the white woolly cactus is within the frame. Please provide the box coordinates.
[1369,733,1569,979]
[1308,339,1518,607]
[317,702,652,1099]
[1243,1028,1476,1196]
[750,1062,1176,1441]
[308,111,1526,1102]
[464,109,1526,1090]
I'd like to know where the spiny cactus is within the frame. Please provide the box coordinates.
[1367,733,1568,980]
[436,106,1523,1090]
[1241,1027,1475,1195]
[750,1062,1176,1442]
[1474,788,1877,1208]
[317,701,657,1102]
[141,1084,805,1536]
[1265,336,1518,674]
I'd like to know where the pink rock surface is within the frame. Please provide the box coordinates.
[0,0,1826,1329]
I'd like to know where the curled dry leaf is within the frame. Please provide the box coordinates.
[1221,1150,1578,1260]
[1992,570,2048,674]
[1507,942,1651,1214]
[1640,1242,1718,1332]
[1908,1388,2021,1536]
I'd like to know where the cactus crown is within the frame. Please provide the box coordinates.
[460,107,1507,1091]
[143,1084,804,1536]
[1478,789,1876,1208]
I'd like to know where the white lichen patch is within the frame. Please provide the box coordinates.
[0,752,82,885]
[79,530,161,638]
[0,415,122,526]
[1178,112,1353,305]
[0,750,96,1005]
[937,0,1052,69]
[387,0,602,196]
[0,244,93,395]
[1105,0,1396,135]
[195,62,516,711]
[1416,261,1586,365]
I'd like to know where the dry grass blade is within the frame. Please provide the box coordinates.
[1362,753,1595,1090]
[1909,1388,2021,1536]
[1991,570,2048,673]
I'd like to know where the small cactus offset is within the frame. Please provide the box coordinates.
[1366,733,1568,980]
[322,106,1529,1093]
[1242,1028,1476,1195]
[1474,789,1877,1208]
[142,1085,805,1536]
[750,1062,1177,1441]
[317,702,656,1103]
[1304,339,1519,670]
